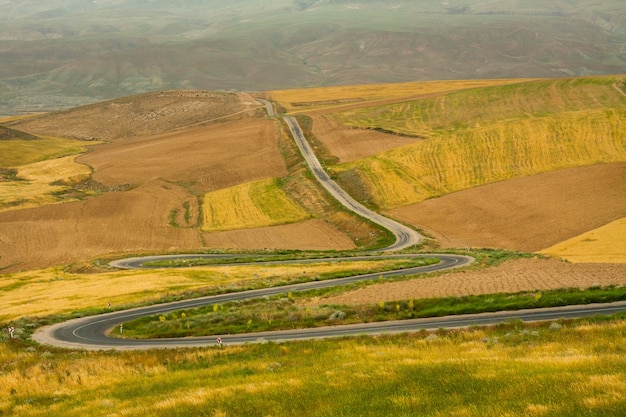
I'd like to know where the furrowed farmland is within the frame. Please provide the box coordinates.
[328,77,626,208]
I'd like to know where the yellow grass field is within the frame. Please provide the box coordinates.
[0,137,89,167]
[335,109,626,209]
[271,79,526,113]
[333,77,626,136]
[2,303,626,416]
[0,155,92,211]
[540,218,626,263]
[202,178,310,231]
[0,260,412,323]
[326,77,626,210]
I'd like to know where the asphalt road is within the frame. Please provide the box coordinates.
[34,254,476,350]
[256,98,275,117]
[283,115,422,251]
[33,290,626,350]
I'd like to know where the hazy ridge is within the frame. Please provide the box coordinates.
[1,0,625,115]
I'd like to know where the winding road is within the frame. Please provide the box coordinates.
[32,100,626,350]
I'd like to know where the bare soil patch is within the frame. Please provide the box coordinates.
[307,258,626,306]
[201,219,356,252]
[0,180,201,272]
[79,118,286,193]
[387,163,626,252]
[7,91,261,141]
[310,113,420,162]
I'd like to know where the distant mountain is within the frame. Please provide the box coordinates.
[1,0,625,115]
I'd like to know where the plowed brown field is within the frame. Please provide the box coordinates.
[387,163,626,252]
[202,219,356,251]
[310,113,420,162]
[79,119,285,193]
[0,180,201,271]
[307,258,626,306]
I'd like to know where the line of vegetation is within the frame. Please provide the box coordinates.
[119,284,626,339]
[142,255,437,274]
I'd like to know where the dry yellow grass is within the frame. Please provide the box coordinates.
[0,114,36,123]
[540,218,626,263]
[334,76,626,136]
[2,319,626,416]
[271,79,525,113]
[0,155,92,212]
[335,109,626,209]
[0,260,408,322]
[0,137,89,167]
[202,178,310,232]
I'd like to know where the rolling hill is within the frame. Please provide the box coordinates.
[1,75,626,417]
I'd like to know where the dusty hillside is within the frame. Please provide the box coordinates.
[387,163,626,252]
[6,91,261,141]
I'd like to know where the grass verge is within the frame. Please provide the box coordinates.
[119,284,626,339]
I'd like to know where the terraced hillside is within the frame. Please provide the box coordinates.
[330,76,626,207]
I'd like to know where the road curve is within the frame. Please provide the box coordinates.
[34,254,475,350]
[34,295,626,350]
[283,115,421,251]
[256,98,276,117]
